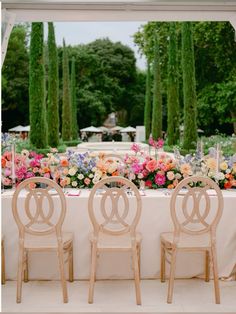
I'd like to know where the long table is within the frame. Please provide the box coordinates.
[2,189,236,280]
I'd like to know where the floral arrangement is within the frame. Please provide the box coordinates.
[1,143,236,190]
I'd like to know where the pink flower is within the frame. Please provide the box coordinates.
[156,138,164,149]
[146,159,158,172]
[25,172,35,179]
[149,136,154,146]
[154,172,166,186]
[84,177,91,185]
[3,177,12,186]
[30,159,41,168]
[4,168,11,177]
[44,173,50,178]
[131,143,141,153]
[142,169,149,177]
[131,163,143,174]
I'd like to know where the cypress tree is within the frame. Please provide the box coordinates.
[182,22,197,150]
[47,22,59,147]
[62,39,71,141]
[144,60,152,140]
[152,32,162,140]
[29,22,47,148]
[167,22,180,145]
[70,57,78,140]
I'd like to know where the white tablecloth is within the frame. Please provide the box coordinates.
[2,189,236,280]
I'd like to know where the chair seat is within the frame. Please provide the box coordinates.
[24,232,73,250]
[160,232,211,249]
[89,232,142,250]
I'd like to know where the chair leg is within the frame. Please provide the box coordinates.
[132,246,142,305]
[68,244,74,282]
[211,246,220,304]
[160,242,166,283]
[88,243,97,304]
[137,243,141,281]
[57,247,68,303]
[16,245,24,303]
[24,250,29,283]
[2,240,6,285]
[205,250,210,282]
[167,247,177,304]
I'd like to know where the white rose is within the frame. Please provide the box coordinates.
[71,181,78,187]
[89,173,94,178]
[138,173,144,179]
[167,171,175,180]
[95,170,102,179]
[175,173,181,180]
[92,177,100,184]
[129,173,135,181]
[215,172,225,181]
[77,174,84,180]
[68,167,77,176]
[92,167,97,172]
[226,169,231,174]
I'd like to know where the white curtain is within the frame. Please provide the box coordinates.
[1,9,16,67]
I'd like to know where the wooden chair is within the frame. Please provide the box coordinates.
[2,237,6,285]
[88,176,142,305]
[160,176,223,304]
[12,177,73,303]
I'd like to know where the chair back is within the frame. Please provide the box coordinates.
[12,177,66,238]
[88,176,142,236]
[170,176,223,237]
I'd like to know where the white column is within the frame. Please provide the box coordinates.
[230,14,236,40]
[1,9,16,67]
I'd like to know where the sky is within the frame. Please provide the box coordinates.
[52,22,147,70]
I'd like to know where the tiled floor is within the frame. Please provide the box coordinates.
[2,279,236,312]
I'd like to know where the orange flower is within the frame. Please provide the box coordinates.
[60,159,69,167]
[225,173,233,180]
[112,171,119,176]
[167,184,174,189]
[224,181,232,189]
[1,157,6,168]
[42,167,50,173]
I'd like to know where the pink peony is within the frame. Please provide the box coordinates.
[154,172,166,186]
[131,163,143,174]
[29,159,41,168]
[25,172,35,179]
[146,159,158,172]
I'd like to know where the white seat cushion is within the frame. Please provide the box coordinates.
[24,232,73,249]
[161,232,211,249]
[89,232,142,250]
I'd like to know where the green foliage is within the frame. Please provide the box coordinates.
[70,57,78,139]
[62,39,72,141]
[16,139,67,155]
[2,24,29,131]
[29,22,48,148]
[47,22,59,147]
[152,32,162,139]
[182,22,197,150]
[58,39,140,128]
[144,61,152,140]
[63,139,81,147]
[167,23,179,145]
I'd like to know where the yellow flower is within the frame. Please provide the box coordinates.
[206,158,216,170]
[220,162,228,171]
[233,163,236,173]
